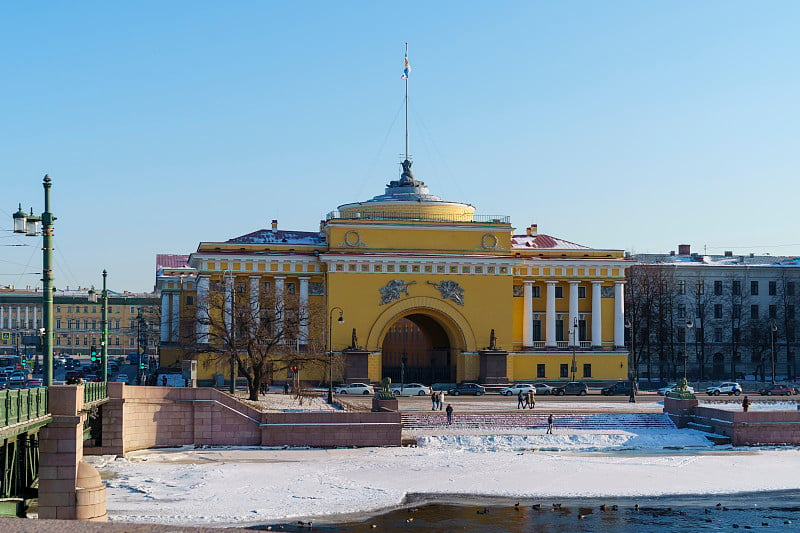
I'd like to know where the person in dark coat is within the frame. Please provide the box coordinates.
[547,414,554,434]
[517,390,526,409]
[446,404,453,425]
[742,395,751,412]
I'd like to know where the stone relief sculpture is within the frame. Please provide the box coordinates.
[427,280,465,305]
[379,280,416,305]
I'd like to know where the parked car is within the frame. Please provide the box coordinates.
[334,382,374,395]
[0,376,8,389]
[533,383,555,395]
[759,384,797,396]
[25,378,44,388]
[601,381,638,396]
[391,383,431,396]
[705,382,742,396]
[499,383,535,396]
[658,383,695,395]
[447,383,486,396]
[552,382,589,396]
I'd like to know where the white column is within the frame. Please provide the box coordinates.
[33,306,38,330]
[224,275,234,332]
[16,306,21,330]
[274,276,285,341]
[614,281,626,348]
[299,277,309,345]
[568,281,579,347]
[160,291,170,343]
[591,281,603,347]
[0,306,4,329]
[25,306,30,330]
[170,292,180,342]
[545,281,557,347]
[522,281,534,348]
[249,276,260,333]
[196,275,210,343]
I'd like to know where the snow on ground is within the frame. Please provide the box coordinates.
[90,423,800,527]
[700,399,799,411]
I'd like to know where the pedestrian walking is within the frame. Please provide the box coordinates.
[517,390,525,409]
[438,391,444,410]
[547,414,554,434]
[284,382,290,395]
[528,390,535,409]
[446,403,453,425]
[431,390,437,411]
[742,395,751,412]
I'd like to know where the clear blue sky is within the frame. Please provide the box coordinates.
[2,1,799,293]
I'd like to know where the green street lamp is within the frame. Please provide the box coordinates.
[12,175,56,387]
[327,307,344,404]
[88,270,109,382]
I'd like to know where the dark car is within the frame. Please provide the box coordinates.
[553,382,589,396]
[447,383,486,396]
[759,384,797,396]
[601,381,637,396]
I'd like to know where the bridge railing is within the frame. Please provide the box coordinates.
[0,388,48,428]
[83,382,108,405]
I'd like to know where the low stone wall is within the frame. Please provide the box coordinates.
[101,386,401,454]
[664,397,800,446]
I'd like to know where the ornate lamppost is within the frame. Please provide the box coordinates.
[327,307,344,404]
[684,320,694,383]
[770,320,778,385]
[12,175,55,386]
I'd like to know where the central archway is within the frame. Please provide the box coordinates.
[381,314,453,383]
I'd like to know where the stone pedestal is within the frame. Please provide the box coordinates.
[663,395,699,428]
[342,349,370,383]
[479,350,508,384]
[372,397,398,412]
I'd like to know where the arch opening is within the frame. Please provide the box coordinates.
[381,313,454,384]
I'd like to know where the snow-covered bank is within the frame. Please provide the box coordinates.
[90,430,800,527]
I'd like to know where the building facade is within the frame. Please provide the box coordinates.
[629,245,800,382]
[0,287,159,358]
[160,160,631,386]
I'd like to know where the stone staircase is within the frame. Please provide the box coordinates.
[401,411,677,431]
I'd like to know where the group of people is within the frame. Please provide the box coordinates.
[517,389,536,409]
[430,390,445,410]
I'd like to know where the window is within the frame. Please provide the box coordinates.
[560,364,569,378]
[532,286,541,298]
[84,306,88,313]
[56,306,62,312]
[263,281,272,290]
[84,320,89,330]
[56,318,62,329]
[788,282,795,297]
[769,281,777,296]
[751,305,759,320]
[677,328,686,342]
[677,305,685,319]
[75,307,80,314]
[578,319,587,341]
[555,286,564,298]
[789,329,796,343]
[555,320,564,342]
[696,281,704,295]
[678,280,685,294]
[583,364,592,378]
[578,286,586,299]
[751,281,759,295]
[714,328,723,343]
[769,305,777,319]
[714,280,723,295]
[67,319,73,330]
[714,304,723,319]
[92,320,97,330]
[115,337,120,346]
[130,306,136,313]
[532,320,542,341]
[789,305,795,319]
[732,280,741,295]
[186,296,194,305]
[286,282,296,295]
[733,304,741,319]
[537,364,546,378]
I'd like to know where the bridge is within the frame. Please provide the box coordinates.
[0,383,108,518]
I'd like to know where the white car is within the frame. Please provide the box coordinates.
[706,382,742,396]
[391,383,431,396]
[334,382,374,395]
[500,383,536,396]
[658,383,695,395]
[533,383,555,395]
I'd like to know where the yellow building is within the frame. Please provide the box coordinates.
[159,159,630,386]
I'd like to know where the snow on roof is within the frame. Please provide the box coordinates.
[511,233,590,250]
[226,229,326,246]
[156,254,191,270]
[634,253,800,267]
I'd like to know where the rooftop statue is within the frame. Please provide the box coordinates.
[399,159,415,184]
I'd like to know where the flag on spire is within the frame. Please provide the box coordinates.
[402,49,410,79]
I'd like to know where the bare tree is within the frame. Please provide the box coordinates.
[186,280,332,400]
[776,270,799,380]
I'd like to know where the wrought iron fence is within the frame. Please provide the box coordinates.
[0,388,48,428]
[83,382,108,405]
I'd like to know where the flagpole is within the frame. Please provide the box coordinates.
[404,42,409,161]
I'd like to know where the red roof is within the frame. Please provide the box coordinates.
[156,254,191,270]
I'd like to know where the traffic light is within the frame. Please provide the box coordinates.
[90,346,97,362]
[290,365,298,373]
